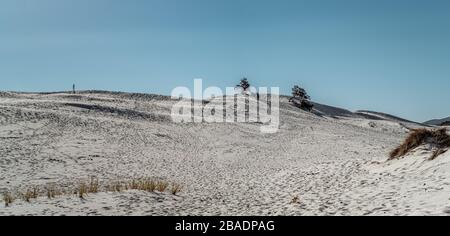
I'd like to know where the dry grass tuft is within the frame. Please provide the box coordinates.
[22,187,39,202]
[105,181,124,192]
[390,128,450,160]
[3,177,181,206]
[290,196,300,204]
[88,177,99,193]
[77,182,88,199]
[125,179,157,192]
[430,149,448,160]
[127,179,140,190]
[141,179,157,192]
[46,185,61,199]
[170,183,182,195]
[156,181,169,192]
[112,182,124,192]
[3,192,14,207]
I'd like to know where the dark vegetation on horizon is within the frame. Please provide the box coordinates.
[236,78,315,113]
[441,121,450,126]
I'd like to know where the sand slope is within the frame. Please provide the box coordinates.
[0,91,448,216]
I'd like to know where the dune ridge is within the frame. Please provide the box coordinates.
[0,91,449,216]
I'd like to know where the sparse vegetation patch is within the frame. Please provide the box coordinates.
[389,128,450,160]
[1,177,181,207]
[3,192,14,207]
[170,183,182,195]
[22,187,39,202]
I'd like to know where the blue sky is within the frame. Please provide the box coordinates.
[1,0,449,122]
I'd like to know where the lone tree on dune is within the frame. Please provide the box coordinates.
[291,85,310,101]
[290,85,314,112]
[236,78,250,92]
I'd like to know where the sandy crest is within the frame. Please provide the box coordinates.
[0,91,448,216]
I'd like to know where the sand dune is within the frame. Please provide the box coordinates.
[425,117,450,126]
[0,91,449,216]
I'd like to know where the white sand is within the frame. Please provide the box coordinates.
[0,91,449,216]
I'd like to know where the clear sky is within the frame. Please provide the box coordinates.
[1,0,449,122]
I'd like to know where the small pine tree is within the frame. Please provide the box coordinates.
[236,78,250,92]
[290,85,314,112]
[291,85,310,101]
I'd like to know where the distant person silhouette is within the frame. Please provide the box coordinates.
[73,84,76,94]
